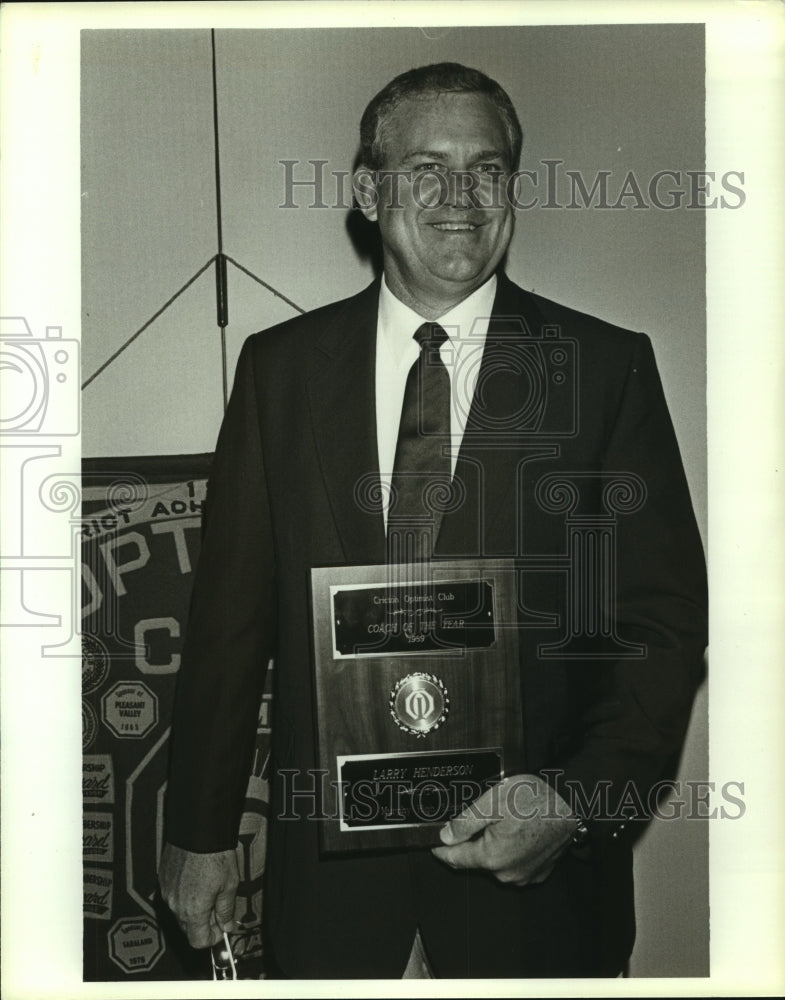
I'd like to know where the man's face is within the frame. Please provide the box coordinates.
[355,91,516,317]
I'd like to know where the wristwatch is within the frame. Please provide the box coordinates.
[572,816,591,848]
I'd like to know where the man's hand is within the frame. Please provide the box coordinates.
[158,841,239,948]
[431,774,576,887]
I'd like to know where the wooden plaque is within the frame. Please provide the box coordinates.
[310,559,524,852]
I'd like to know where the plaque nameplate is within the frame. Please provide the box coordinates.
[310,560,524,852]
[337,748,503,831]
[332,580,495,656]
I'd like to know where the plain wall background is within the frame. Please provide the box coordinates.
[81,25,708,977]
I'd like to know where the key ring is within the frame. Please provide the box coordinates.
[211,931,237,980]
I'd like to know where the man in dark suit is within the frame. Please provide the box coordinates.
[159,62,707,978]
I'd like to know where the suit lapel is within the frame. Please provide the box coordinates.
[436,273,557,558]
[305,273,555,564]
[306,280,387,564]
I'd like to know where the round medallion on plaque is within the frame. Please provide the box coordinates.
[389,672,449,737]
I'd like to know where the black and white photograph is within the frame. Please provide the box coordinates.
[0,2,783,996]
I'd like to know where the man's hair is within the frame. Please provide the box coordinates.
[359,62,523,172]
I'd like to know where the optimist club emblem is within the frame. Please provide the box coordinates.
[390,672,449,737]
[82,634,110,694]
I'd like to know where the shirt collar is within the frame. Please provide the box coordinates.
[378,273,498,366]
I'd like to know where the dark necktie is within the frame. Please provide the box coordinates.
[387,322,451,565]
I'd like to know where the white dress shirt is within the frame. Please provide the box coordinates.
[375,273,497,528]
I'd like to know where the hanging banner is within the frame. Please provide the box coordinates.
[82,454,271,981]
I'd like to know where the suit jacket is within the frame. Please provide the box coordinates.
[166,272,708,978]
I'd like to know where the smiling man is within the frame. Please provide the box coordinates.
[355,87,516,315]
[159,63,707,979]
